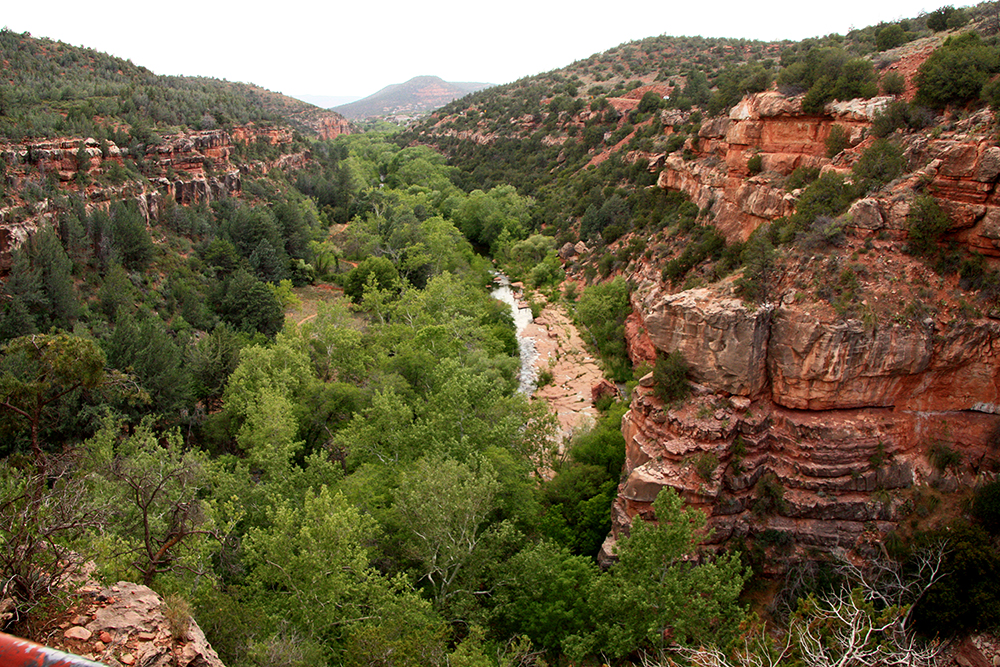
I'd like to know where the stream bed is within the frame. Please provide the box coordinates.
[491,274,538,395]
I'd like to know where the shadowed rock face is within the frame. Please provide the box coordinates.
[609,376,998,571]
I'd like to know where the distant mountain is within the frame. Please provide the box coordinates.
[291,94,363,109]
[332,76,492,119]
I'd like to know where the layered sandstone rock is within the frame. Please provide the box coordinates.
[615,273,1000,567]
[632,281,772,396]
[609,377,998,570]
[655,92,888,242]
[769,308,1000,411]
[629,276,1000,410]
[658,89,1000,259]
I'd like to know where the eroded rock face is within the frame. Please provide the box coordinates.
[770,308,1000,411]
[655,91,1000,262]
[608,383,999,570]
[630,277,1000,410]
[633,280,772,396]
[655,92,884,242]
[616,273,1000,567]
[0,124,305,267]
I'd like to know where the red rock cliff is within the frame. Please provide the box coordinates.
[608,91,1000,568]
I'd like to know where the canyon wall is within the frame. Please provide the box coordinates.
[612,274,1000,570]
[609,91,1000,567]
[0,125,304,269]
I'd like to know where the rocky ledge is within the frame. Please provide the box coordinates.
[40,580,223,667]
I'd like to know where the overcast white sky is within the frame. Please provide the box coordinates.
[3,0,965,101]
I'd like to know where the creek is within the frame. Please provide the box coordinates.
[491,274,538,395]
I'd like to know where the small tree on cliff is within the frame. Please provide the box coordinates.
[652,351,691,404]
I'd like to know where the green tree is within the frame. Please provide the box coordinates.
[454,185,533,253]
[83,418,217,586]
[852,138,905,193]
[103,312,192,416]
[876,24,908,51]
[243,485,388,641]
[574,277,632,380]
[916,32,1000,109]
[491,540,598,653]
[97,262,137,321]
[109,202,155,271]
[3,227,79,331]
[573,488,747,659]
[393,456,501,609]
[188,323,244,411]
[213,269,284,337]
[344,256,400,304]
[0,333,107,468]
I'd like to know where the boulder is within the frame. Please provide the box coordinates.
[635,282,772,397]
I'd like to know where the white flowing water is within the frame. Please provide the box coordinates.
[491,275,538,395]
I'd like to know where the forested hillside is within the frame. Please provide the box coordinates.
[0,28,351,140]
[3,5,1000,667]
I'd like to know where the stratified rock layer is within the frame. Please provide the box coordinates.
[0,125,304,269]
[611,266,1000,567]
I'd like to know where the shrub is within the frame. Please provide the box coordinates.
[747,153,763,175]
[734,230,775,303]
[916,32,1000,109]
[637,91,664,114]
[795,215,845,250]
[753,472,786,516]
[906,194,951,256]
[926,5,967,31]
[880,71,906,96]
[825,125,850,158]
[785,166,821,191]
[911,523,1000,636]
[929,442,962,472]
[694,452,719,481]
[972,480,1000,534]
[852,138,905,193]
[876,24,908,52]
[652,351,690,404]
[871,100,933,137]
[164,593,192,640]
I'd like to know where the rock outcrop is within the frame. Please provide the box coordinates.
[611,267,1000,567]
[655,90,1000,261]
[655,92,886,241]
[44,581,224,667]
